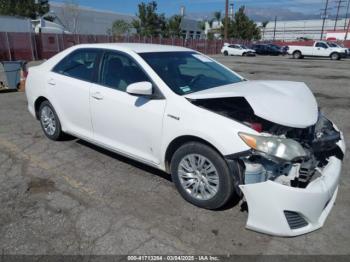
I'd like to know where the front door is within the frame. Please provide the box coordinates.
[313,42,329,56]
[90,51,166,164]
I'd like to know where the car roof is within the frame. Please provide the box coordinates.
[70,43,193,53]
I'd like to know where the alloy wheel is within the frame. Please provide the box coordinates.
[40,106,56,136]
[177,154,219,200]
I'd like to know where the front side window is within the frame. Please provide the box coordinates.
[327,42,339,48]
[140,52,242,95]
[53,49,99,82]
[99,52,150,92]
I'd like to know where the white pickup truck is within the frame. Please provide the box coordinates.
[288,41,348,60]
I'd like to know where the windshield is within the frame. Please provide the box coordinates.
[139,52,242,95]
[327,42,339,48]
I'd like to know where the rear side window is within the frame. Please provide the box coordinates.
[53,49,100,82]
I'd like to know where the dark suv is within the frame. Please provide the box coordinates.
[251,44,282,56]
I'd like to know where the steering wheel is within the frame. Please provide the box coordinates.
[188,74,205,88]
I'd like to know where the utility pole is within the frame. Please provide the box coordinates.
[273,16,277,41]
[334,0,347,30]
[345,13,350,40]
[344,0,350,30]
[224,0,229,40]
[320,0,330,40]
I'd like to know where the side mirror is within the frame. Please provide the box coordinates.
[126,81,153,96]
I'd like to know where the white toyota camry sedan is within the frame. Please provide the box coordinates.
[25,43,346,236]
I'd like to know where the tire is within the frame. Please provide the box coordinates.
[330,52,340,61]
[242,52,246,57]
[223,51,228,56]
[293,51,302,59]
[39,100,64,141]
[170,142,236,210]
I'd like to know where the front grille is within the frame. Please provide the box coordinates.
[284,211,308,230]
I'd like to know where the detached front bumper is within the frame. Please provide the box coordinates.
[239,134,346,237]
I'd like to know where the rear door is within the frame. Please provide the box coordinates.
[90,51,166,164]
[49,48,101,139]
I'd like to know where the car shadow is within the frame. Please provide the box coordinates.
[74,138,241,211]
[76,139,172,182]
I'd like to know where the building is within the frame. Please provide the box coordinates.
[0,3,204,38]
[0,15,32,32]
[181,18,203,39]
[326,29,350,40]
[50,2,136,35]
[260,18,350,41]
[50,2,204,38]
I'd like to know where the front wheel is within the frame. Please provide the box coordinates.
[39,101,64,141]
[170,142,236,210]
[330,52,340,60]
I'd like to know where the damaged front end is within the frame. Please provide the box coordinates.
[191,97,346,236]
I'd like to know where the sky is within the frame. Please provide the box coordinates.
[52,0,335,21]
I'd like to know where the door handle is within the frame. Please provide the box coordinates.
[91,92,103,100]
[48,79,56,86]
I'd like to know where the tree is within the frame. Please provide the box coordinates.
[198,21,206,31]
[210,11,221,29]
[132,1,166,37]
[225,6,261,40]
[166,15,182,37]
[261,20,269,39]
[0,0,49,19]
[59,0,81,34]
[112,19,132,37]
[214,11,221,22]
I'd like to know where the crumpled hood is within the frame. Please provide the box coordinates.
[185,80,319,128]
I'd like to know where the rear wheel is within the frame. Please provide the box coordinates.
[170,142,236,210]
[39,101,64,141]
[293,51,302,59]
[223,51,228,56]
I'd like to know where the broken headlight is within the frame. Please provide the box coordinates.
[239,132,307,161]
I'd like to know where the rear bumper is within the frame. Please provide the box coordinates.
[28,103,36,118]
[239,134,345,237]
